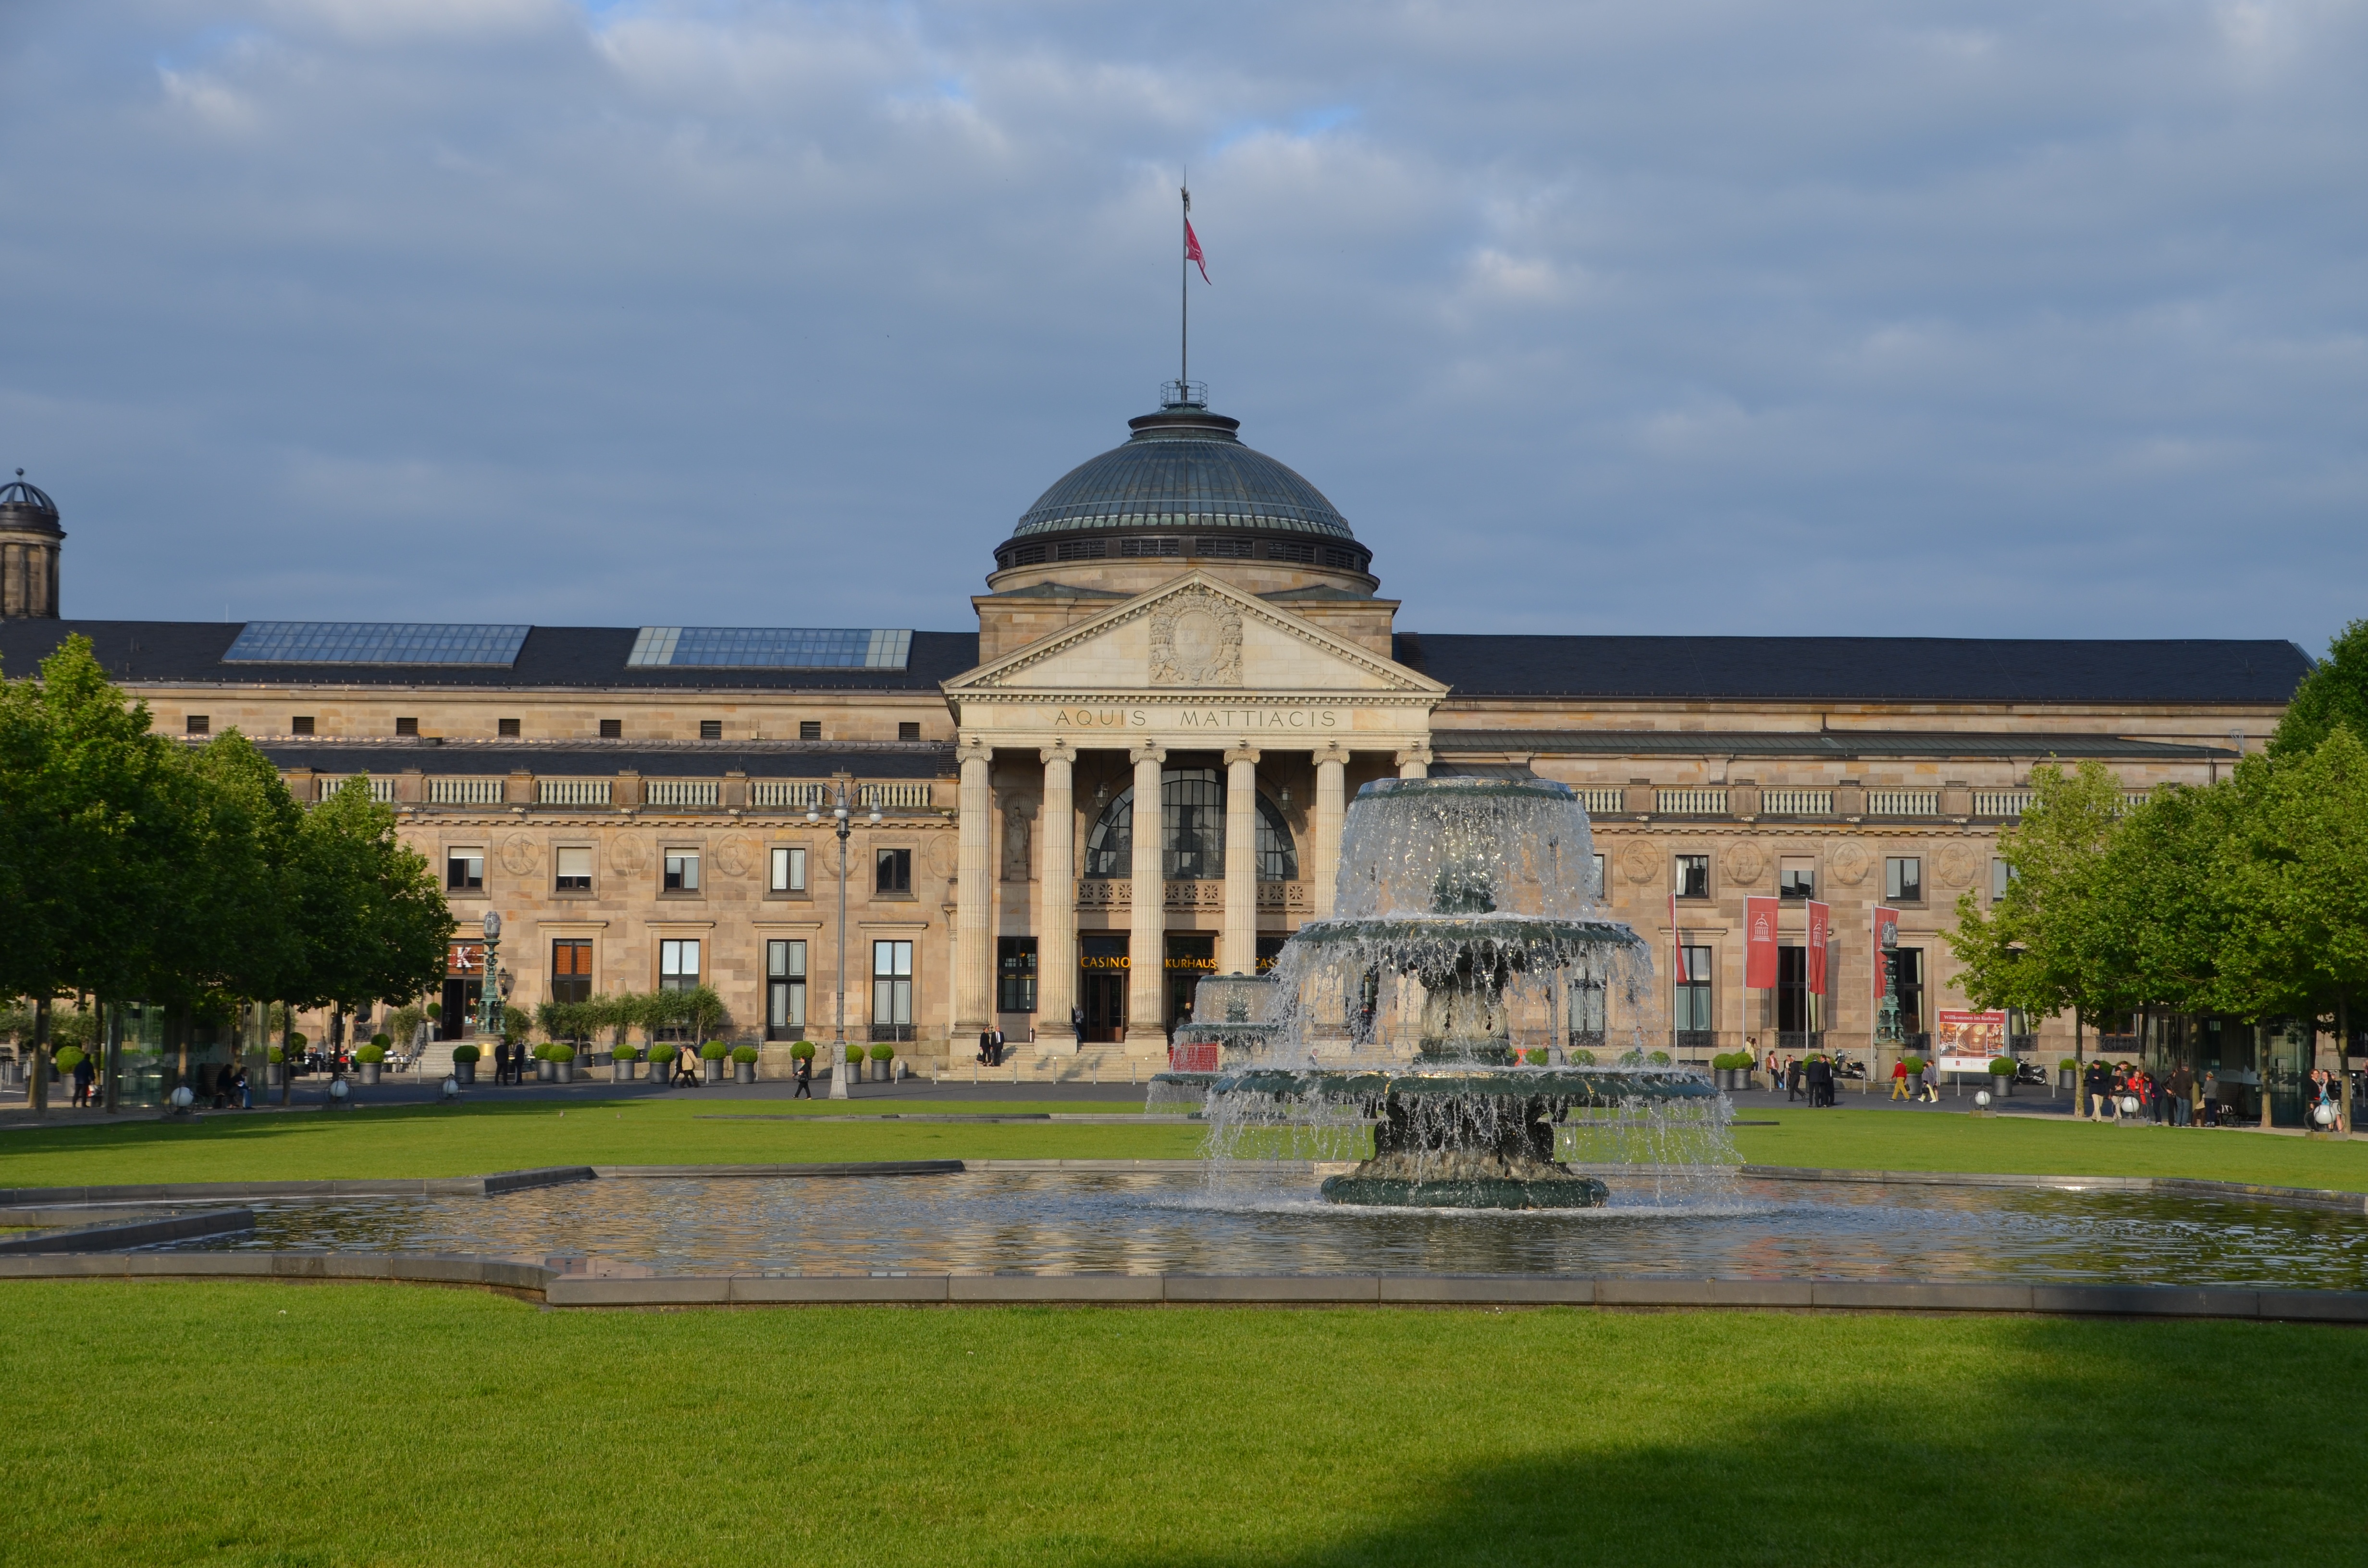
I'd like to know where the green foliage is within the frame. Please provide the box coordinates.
[50,1047,85,1072]
[288,1032,307,1048]
[610,1044,641,1063]
[547,1044,576,1064]
[1711,1051,1753,1070]
[1902,1055,1926,1073]
[845,1044,863,1063]
[355,1044,386,1064]
[387,1004,424,1044]
[2271,619,2368,760]
[1987,1056,2016,1075]
[790,1041,816,1060]
[500,1005,530,1046]
[1949,760,2133,1027]
[369,1032,391,1050]
[424,1002,442,1021]
[869,1043,894,1061]
[267,1047,284,1065]
[450,1044,480,1063]
[1569,1049,1596,1066]
[1522,1048,1549,1066]
[730,1045,759,1064]
[699,1041,728,1061]
[1649,1050,1671,1065]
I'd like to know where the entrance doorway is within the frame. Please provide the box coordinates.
[1079,935,1128,1042]
[1166,933,1215,1033]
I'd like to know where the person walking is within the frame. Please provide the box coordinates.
[792,1051,813,1099]
[1917,1055,1939,1103]
[2167,1062,2194,1127]
[2084,1058,2112,1122]
[1889,1056,1912,1101]
[70,1049,94,1108]
[977,1027,997,1066]
[1785,1056,1804,1102]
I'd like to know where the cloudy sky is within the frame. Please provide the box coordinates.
[2,0,2363,650]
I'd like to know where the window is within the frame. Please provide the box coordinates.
[498,717,520,738]
[555,846,592,892]
[876,847,912,895]
[998,937,1038,1013]
[1891,947,1926,1039]
[766,940,807,1038]
[1569,977,1606,1047]
[1674,855,1711,900]
[186,715,210,735]
[1777,945,1816,1036]
[898,722,921,741]
[799,721,822,740]
[1885,856,1923,904]
[1992,858,2014,900]
[1081,769,1299,881]
[598,719,622,739]
[1779,857,1816,902]
[659,938,701,992]
[1675,945,1714,1033]
[1589,853,1606,900]
[446,849,484,892]
[871,940,913,1041]
[663,849,701,893]
[395,717,419,736]
[551,939,592,1005]
[770,845,807,894]
[291,716,314,736]
[699,720,723,740]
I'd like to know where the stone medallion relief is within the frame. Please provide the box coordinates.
[714,834,758,879]
[1936,842,1980,889]
[1722,842,1766,886]
[499,833,540,877]
[1149,588,1243,686]
[609,834,649,875]
[1828,842,1872,885]
[1620,841,1661,885]
[925,833,959,880]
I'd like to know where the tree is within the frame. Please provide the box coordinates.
[2271,620,2368,760]
[286,778,452,1022]
[1948,760,2132,1053]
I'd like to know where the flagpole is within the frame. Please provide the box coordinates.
[1180,173,1190,390]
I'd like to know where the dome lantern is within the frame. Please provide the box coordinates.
[0,468,63,620]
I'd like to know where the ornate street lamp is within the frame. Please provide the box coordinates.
[809,782,881,1099]
[479,909,504,1045]
[1873,912,1904,1052]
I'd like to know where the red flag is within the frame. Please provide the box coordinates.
[1184,220,1210,283]
[1806,900,1830,995]
[1744,896,1779,990]
[1669,890,1686,983]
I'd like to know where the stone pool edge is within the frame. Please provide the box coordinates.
[0,1251,2364,1323]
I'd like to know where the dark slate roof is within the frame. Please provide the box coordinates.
[250,741,953,778]
[1394,634,2311,705]
[0,622,980,691]
[1431,731,2237,760]
[1011,406,1354,539]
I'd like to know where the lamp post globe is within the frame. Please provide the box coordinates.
[479,911,504,1042]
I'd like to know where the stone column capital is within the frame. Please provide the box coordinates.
[1129,744,1168,768]
[1222,745,1261,768]
[959,733,994,761]
[1038,741,1074,767]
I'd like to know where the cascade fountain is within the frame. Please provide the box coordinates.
[1154,777,1731,1209]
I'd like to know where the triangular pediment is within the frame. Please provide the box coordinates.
[943,572,1444,699]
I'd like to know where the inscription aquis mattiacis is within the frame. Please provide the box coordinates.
[1048,707,1344,731]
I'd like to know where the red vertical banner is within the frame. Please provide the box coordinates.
[1806,900,1831,995]
[1871,906,1900,1008]
[1743,896,1779,989]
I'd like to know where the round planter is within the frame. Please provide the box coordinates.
[266,1063,286,1089]
[613,1060,634,1083]
[456,1061,477,1084]
[1990,1076,2013,1098]
[734,1060,756,1084]
[702,1059,723,1084]
[536,1059,555,1082]
[555,1062,575,1084]
[359,1062,382,1086]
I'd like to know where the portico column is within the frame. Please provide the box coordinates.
[1312,745,1346,921]
[1125,745,1168,1047]
[1222,747,1261,974]
[954,739,994,1041]
[1036,745,1078,1049]
[1396,746,1432,780]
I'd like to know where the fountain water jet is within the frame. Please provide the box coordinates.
[1154,778,1733,1209]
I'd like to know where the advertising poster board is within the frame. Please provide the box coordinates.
[1935,1009,2009,1073]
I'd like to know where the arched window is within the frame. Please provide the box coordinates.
[1084,768,1298,881]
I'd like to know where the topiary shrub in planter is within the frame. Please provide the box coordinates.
[355,1041,385,1085]
[1710,1049,1754,1090]
[1901,1055,1926,1077]
[451,1042,480,1084]
[731,1043,760,1083]
[52,1047,84,1073]
[609,1043,640,1083]
[1988,1055,2017,1096]
[790,1041,816,1061]
[868,1042,895,1081]
[1522,1048,1548,1066]
[549,1042,577,1083]
[700,1040,728,1084]
[1570,1049,1596,1066]
[370,1032,391,1052]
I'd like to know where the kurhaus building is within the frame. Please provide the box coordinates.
[0,399,2312,1088]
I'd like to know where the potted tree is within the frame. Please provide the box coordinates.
[549,1042,577,1084]
[700,1041,728,1085]
[532,1042,555,1083]
[355,1041,385,1085]
[868,1042,895,1082]
[730,1044,760,1084]
[1988,1055,2017,1099]
[611,1042,640,1083]
[1521,1047,1549,1066]
[450,1042,480,1084]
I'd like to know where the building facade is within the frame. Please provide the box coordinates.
[0,392,2311,1087]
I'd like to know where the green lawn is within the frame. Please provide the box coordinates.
[5,1099,2368,1194]
[0,1280,2357,1567]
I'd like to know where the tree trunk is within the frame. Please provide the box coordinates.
[2340,991,2352,1136]
[281,1004,295,1106]
[101,996,119,1114]
[2073,1011,2084,1120]
[30,995,49,1116]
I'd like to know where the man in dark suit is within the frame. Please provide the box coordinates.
[978,1028,996,1066]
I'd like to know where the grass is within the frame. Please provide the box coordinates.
[0,1281,2358,1567]
[6,1098,2368,1194]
